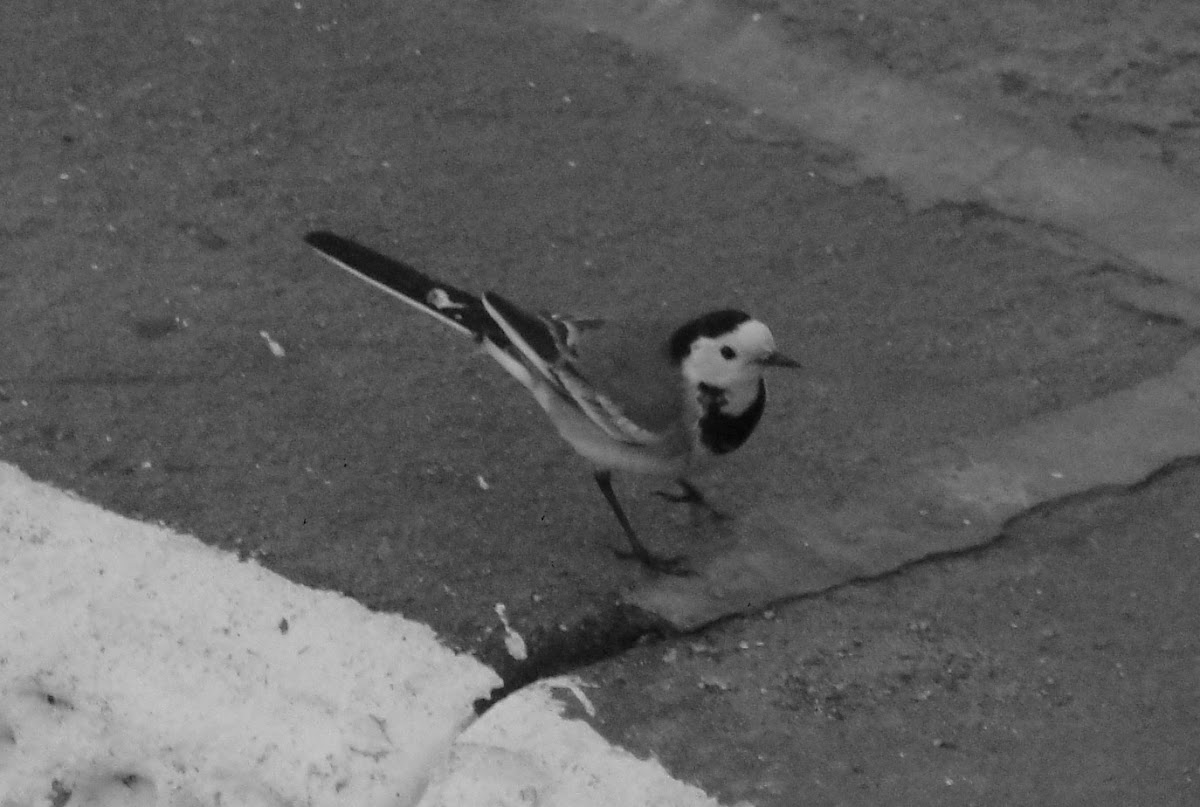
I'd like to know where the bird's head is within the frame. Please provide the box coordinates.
[669,310,800,395]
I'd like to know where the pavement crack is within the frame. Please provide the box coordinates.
[473,455,1200,717]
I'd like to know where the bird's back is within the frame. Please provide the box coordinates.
[566,314,690,439]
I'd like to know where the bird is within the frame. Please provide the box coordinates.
[304,231,800,573]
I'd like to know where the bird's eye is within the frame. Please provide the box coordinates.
[720,345,736,360]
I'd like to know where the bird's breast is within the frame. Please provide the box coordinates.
[694,380,767,455]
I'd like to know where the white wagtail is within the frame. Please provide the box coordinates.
[304,232,799,573]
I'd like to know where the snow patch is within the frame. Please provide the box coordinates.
[0,463,494,806]
[0,463,727,806]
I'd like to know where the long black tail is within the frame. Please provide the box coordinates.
[303,232,507,345]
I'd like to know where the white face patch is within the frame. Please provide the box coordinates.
[727,320,776,357]
[680,319,778,413]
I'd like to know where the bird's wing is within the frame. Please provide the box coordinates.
[303,232,506,344]
[567,314,690,437]
[482,293,684,445]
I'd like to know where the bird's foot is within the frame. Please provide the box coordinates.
[613,547,694,576]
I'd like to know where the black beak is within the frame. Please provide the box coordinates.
[761,351,802,369]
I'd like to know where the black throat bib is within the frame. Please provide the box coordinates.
[696,380,767,455]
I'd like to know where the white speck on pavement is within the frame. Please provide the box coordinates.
[495,603,529,661]
[259,330,286,357]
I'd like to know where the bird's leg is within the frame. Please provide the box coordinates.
[593,470,690,575]
[653,478,731,521]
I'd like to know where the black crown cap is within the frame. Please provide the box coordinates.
[667,309,752,364]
